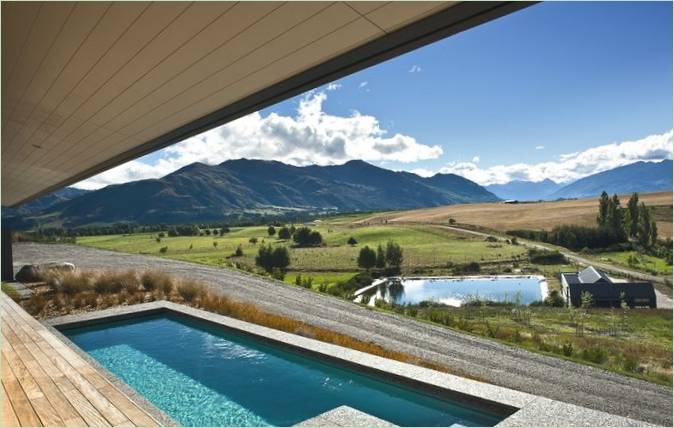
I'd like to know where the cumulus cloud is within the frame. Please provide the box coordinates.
[409,65,422,73]
[326,82,341,91]
[471,156,480,163]
[439,130,673,185]
[75,91,442,189]
[409,168,435,178]
[535,145,545,150]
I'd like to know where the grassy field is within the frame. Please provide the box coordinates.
[357,191,672,237]
[75,220,671,384]
[376,301,672,385]
[78,223,528,276]
[591,251,673,276]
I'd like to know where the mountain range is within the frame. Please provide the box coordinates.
[5,159,498,227]
[485,160,672,201]
[549,160,672,199]
[486,179,561,201]
[4,159,671,229]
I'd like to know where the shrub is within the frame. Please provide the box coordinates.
[234,245,244,257]
[621,352,640,373]
[347,237,358,246]
[544,290,566,307]
[528,248,567,264]
[271,268,285,281]
[1,283,20,301]
[485,236,498,242]
[581,346,608,364]
[24,294,47,315]
[57,271,94,295]
[141,270,172,292]
[94,270,136,294]
[267,226,276,236]
[293,227,323,247]
[177,280,200,302]
[562,342,574,357]
[159,246,168,254]
[455,262,481,274]
[249,237,258,245]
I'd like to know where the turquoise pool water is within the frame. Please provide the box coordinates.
[372,276,545,306]
[62,314,504,427]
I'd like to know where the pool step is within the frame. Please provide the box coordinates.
[295,406,396,427]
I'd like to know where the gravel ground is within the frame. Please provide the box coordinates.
[13,243,672,426]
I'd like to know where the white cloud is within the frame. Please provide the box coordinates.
[535,145,545,150]
[75,91,442,189]
[409,168,435,178]
[358,81,368,88]
[326,82,341,91]
[409,64,422,73]
[439,130,673,185]
[471,156,480,163]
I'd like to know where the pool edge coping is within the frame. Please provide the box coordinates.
[46,301,656,427]
[43,319,179,427]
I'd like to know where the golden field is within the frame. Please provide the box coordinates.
[358,191,672,237]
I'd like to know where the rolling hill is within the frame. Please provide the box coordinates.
[12,159,499,227]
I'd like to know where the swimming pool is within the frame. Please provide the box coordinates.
[360,276,547,306]
[62,313,504,427]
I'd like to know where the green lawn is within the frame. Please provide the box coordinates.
[77,224,528,273]
[592,251,672,276]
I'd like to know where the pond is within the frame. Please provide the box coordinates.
[357,276,548,306]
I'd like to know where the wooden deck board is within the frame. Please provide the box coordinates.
[2,383,21,427]
[0,293,161,427]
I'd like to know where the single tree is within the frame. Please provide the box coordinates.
[626,193,639,238]
[267,225,276,237]
[597,191,610,226]
[234,245,244,257]
[385,241,403,268]
[637,202,653,247]
[357,246,376,270]
[271,246,291,272]
[255,245,274,272]
[347,236,358,246]
[213,241,218,248]
[375,245,386,268]
[278,226,291,240]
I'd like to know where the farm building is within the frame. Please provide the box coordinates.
[560,266,656,308]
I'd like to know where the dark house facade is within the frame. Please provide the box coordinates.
[560,266,656,308]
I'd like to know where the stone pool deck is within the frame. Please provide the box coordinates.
[47,301,654,427]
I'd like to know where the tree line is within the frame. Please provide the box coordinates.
[508,192,661,252]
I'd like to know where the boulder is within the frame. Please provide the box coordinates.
[41,262,76,272]
[15,264,43,283]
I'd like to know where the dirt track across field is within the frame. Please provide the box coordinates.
[13,243,672,426]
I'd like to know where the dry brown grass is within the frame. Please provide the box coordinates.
[23,268,482,382]
[358,191,672,237]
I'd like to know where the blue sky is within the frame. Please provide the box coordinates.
[78,1,673,189]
